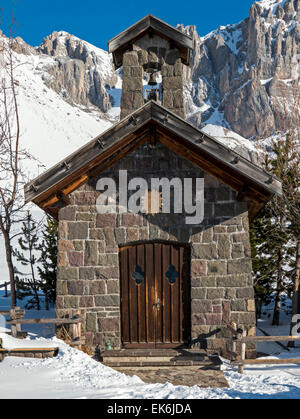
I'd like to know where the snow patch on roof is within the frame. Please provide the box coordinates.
[202,125,257,152]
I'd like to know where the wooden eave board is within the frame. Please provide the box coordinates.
[24,102,282,218]
[108,15,193,68]
[149,103,282,198]
[24,103,153,204]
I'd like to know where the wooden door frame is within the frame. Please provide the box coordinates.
[119,240,191,349]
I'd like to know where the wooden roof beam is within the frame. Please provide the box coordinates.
[108,15,193,68]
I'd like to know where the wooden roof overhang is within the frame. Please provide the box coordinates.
[24,101,282,220]
[108,15,193,69]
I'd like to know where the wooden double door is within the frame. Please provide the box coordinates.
[119,242,191,348]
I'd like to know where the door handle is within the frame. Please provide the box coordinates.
[153,298,161,312]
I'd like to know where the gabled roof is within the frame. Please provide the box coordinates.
[108,15,193,68]
[24,101,282,220]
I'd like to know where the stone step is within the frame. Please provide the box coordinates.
[103,360,221,369]
[102,355,210,363]
[101,348,210,359]
[100,349,222,369]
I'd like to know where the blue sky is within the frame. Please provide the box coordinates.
[2,0,255,50]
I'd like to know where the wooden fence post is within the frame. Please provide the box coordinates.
[238,330,247,374]
[10,307,24,338]
[70,310,82,349]
[232,323,237,358]
[10,308,17,338]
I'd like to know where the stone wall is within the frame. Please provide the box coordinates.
[56,143,256,356]
[120,34,185,119]
[161,50,185,119]
[120,51,144,120]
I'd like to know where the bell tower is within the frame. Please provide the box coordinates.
[108,15,193,120]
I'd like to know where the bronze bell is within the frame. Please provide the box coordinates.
[148,71,157,86]
[148,89,157,101]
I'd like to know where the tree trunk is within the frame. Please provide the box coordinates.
[272,290,282,326]
[272,248,283,326]
[45,292,49,311]
[289,236,300,347]
[255,297,263,321]
[29,245,40,311]
[293,236,300,315]
[2,229,16,308]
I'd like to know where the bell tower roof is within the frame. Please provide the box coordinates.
[108,14,193,68]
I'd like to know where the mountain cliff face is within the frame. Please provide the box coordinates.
[36,31,119,114]
[5,0,300,144]
[181,0,300,139]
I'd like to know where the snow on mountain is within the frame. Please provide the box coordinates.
[257,0,288,11]
[13,51,113,176]
[181,0,300,139]
[0,41,115,285]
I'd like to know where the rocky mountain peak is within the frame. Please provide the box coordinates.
[35,31,119,113]
[179,0,300,139]
[3,1,299,152]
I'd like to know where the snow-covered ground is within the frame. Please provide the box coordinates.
[1,291,300,399]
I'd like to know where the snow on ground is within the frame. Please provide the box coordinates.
[0,45,115,285]
[1,333,300,399]
[1,292,300,399]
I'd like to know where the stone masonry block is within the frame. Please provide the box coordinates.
[96,214,117,228]
[89,281,106,295]
[123,51,139,66]
[227,259,252,275]
[98,317,120,332]
[236,287,254,299]
[67,281,85,295]
[68,222,89,240]
[207,261,227,275]
[217,275,248,288]
[59,206,75,221]
[68,251,84,267]
[191,288,207,299]
[58,267,78,280]
[191,260,207,277]
[162,76,183,90]
[94,295,120,307]
[217,234,231,259]
[122,77,143,92]
[192,244,218,260]
[192,300,212,313]
[86,312,97,333]
[84,241,98,266]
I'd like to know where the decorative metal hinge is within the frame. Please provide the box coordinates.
[162,114,169,125]
[129,115,138,125]
[196,134,205,144]
[97,139,105,149]
[232,156,240,165]
[62,161,70,170]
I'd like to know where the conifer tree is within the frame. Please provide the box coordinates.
[38,216,58,308]
[250,136,296,325]
[13,211,42,310]
[250,207,275,319]
[275,135,300,339]
[267,136,299,326]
